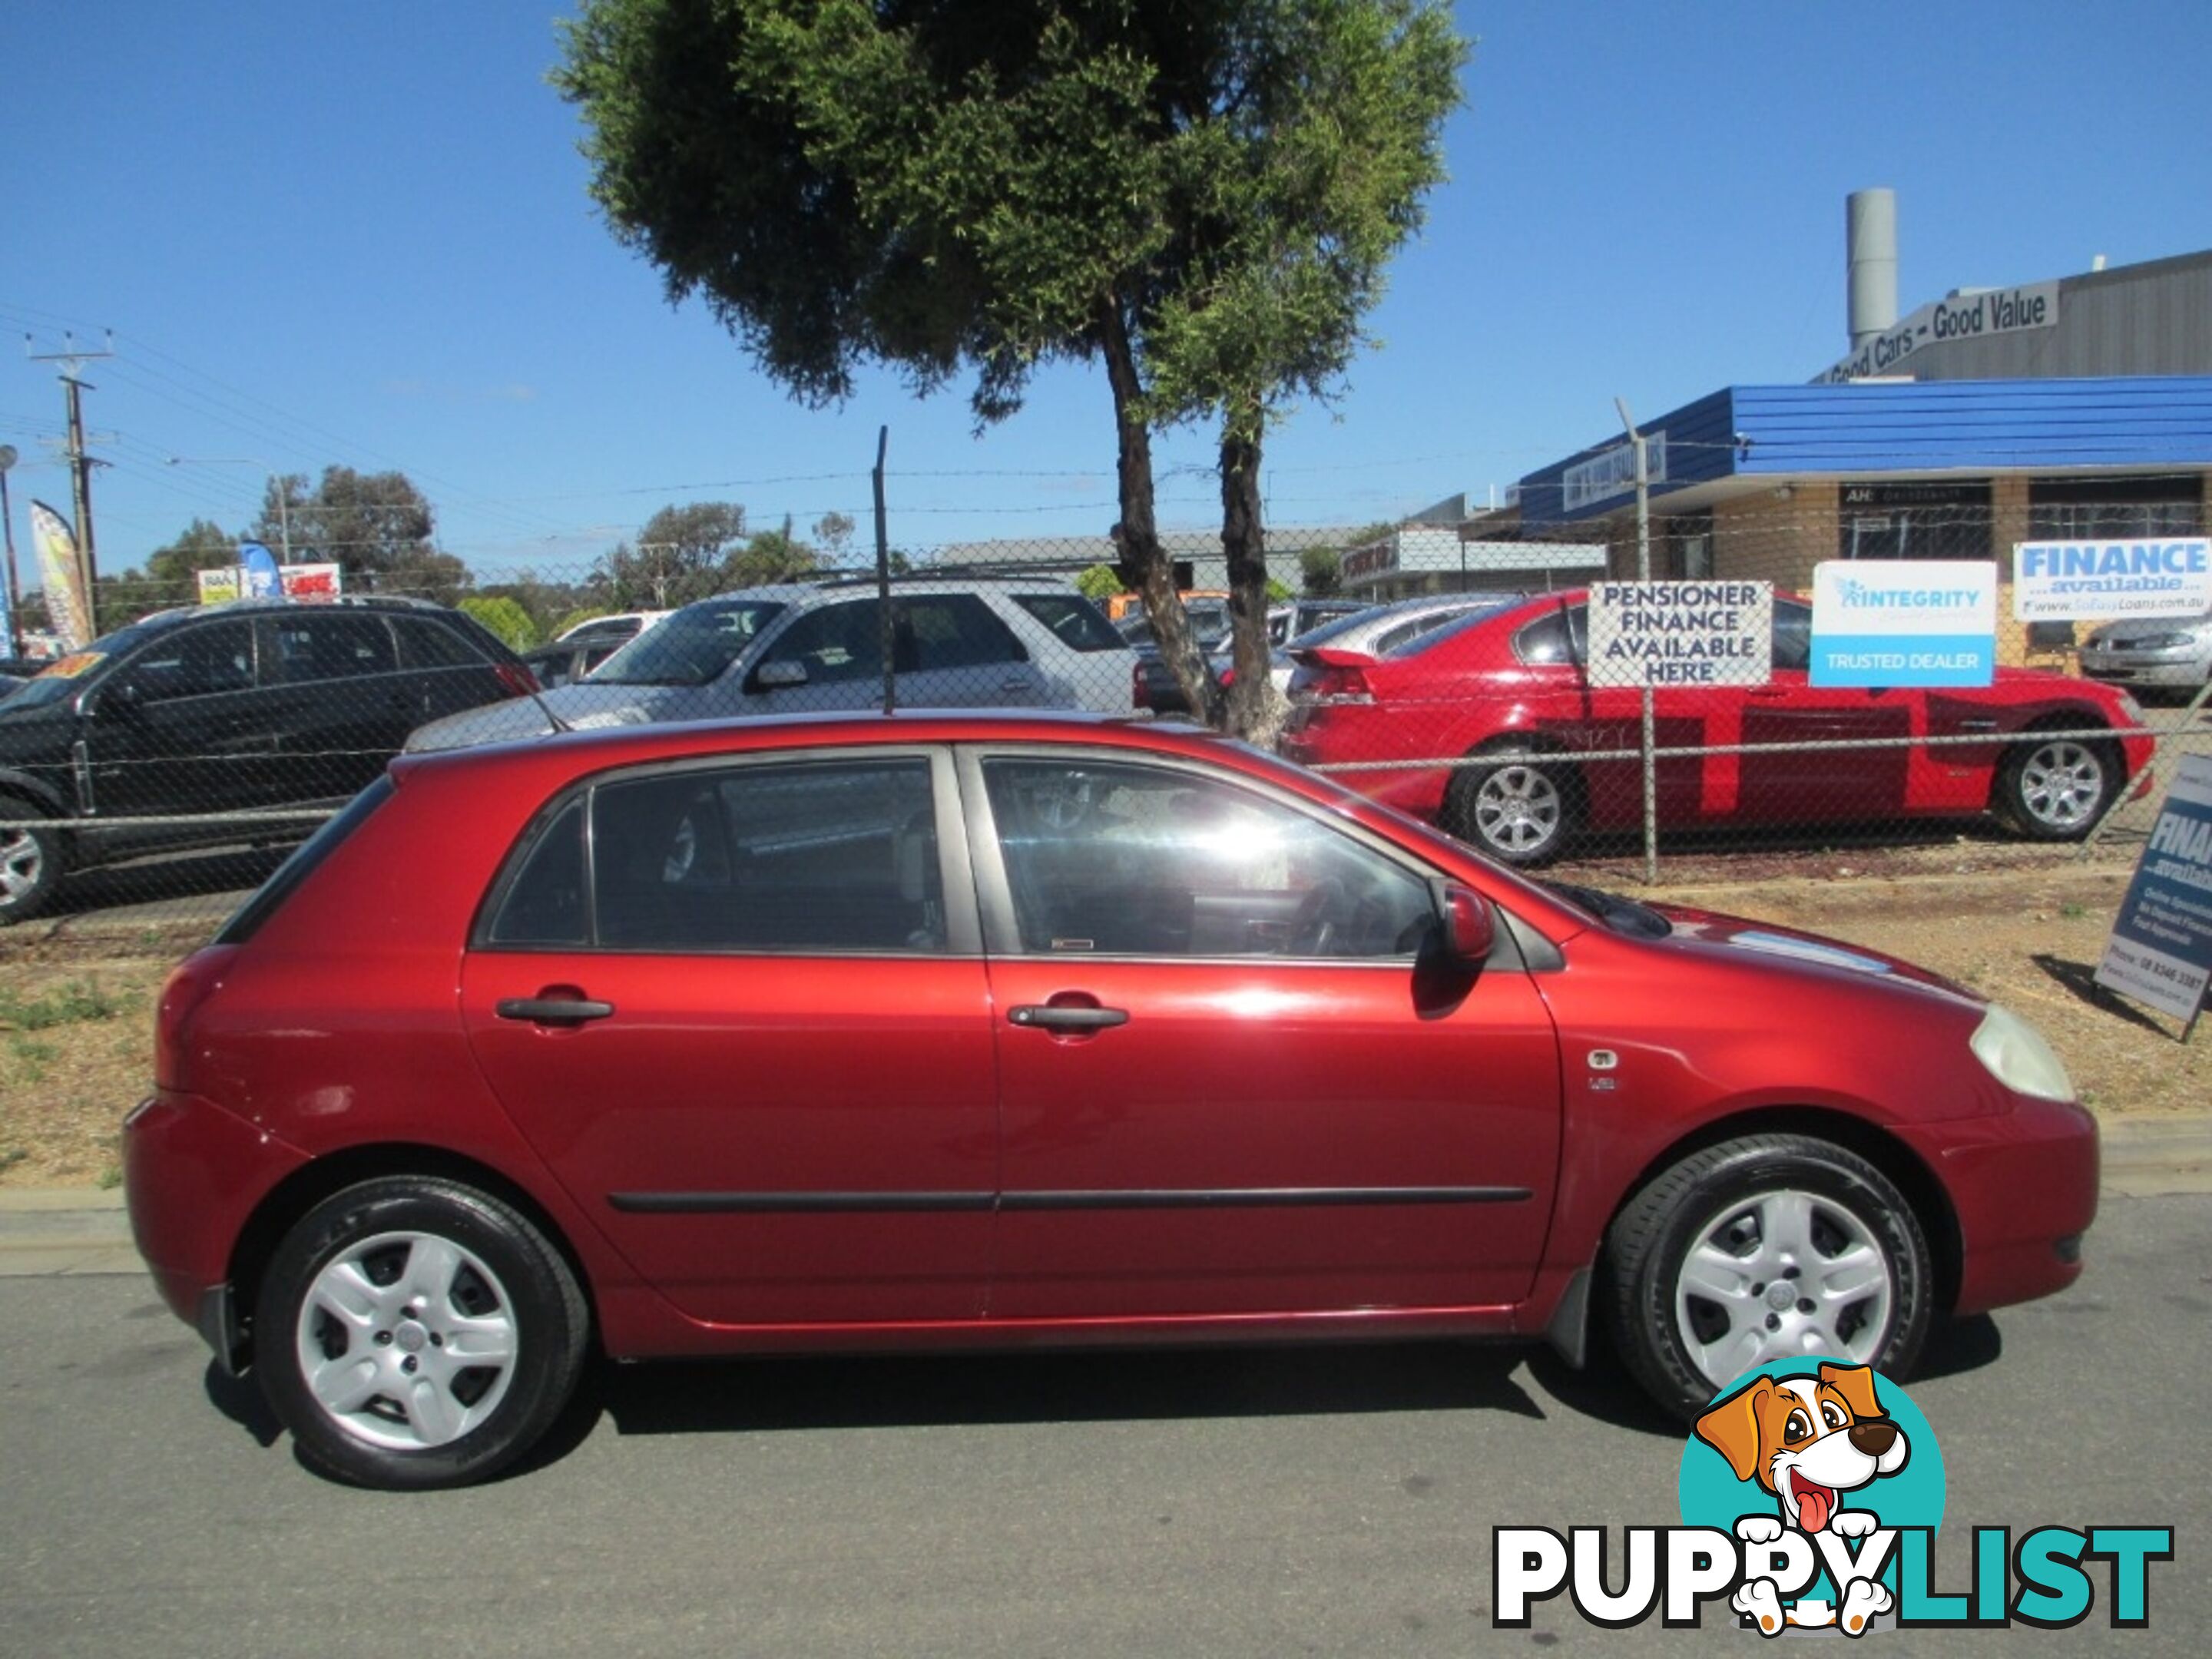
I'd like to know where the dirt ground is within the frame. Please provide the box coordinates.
[0,838,2200,1187]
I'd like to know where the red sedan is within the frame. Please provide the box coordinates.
[1281,590,2153,864]
[127,711,2094,1488]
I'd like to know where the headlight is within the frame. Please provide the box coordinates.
[1969,1004,2076,1101]
[2136,633,2196,650]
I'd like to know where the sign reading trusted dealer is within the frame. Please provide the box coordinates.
[2096,753,2212,1025]
[2012,537,2212,622]
[1586,581,1773,688]
[1810,560,1996,687]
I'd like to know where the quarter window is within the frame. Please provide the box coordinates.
[982,759,1435,960]
[484,758,945,954]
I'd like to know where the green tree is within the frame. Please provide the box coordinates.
[594,502,747,607]
[1298,545,1343,596]
[724,518,823,588]
[811,512,857,565]
[254,467,470,602]
[459,595,541,651]
[145,518,242,605]
[556,0,1463,737]
[1075,563,1122,602]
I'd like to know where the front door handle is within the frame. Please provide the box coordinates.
[1008,1004,1128,1031]
[496,996,616,1025]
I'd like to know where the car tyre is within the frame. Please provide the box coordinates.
[1601,1134,1932,1421]
[1996,731,2118,841]
[255,1177,589,1490]
[0,796,63,926]
[1443,753,1575,866]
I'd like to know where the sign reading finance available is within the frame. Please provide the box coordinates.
[1586,581,1773,689]
[2012,538,2212,622]
[1810,560,1995,687]
[2096,753,2212,1025]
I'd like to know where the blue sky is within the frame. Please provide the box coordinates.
[3,1,2208,584]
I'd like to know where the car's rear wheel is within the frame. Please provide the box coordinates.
[255,1177,588,1489]
[1443,753,1575,866]
[1997,732,2118,840]
[1601,1135,1932,1419]
[0,796,63,926]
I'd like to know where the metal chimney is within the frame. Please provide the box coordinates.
[1846,188,1899,349]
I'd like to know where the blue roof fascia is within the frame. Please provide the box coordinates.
[1518,376,2212,526]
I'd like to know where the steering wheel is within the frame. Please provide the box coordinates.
[1287,877,1349,957]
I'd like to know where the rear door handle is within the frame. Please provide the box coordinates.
[1008,1005,1128,1031]
[496,997,616,1025]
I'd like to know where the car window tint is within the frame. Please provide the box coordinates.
[264,614,398,683]
[485,800,588,946]
[1009,594,1124,652]
[594,600,784,686]
[590,759,942,952]
[900,595,1026,671]
[983,759,1435,960]
[1772,600,1813,672]
[1512,604,1586,667]
[393,617,480,669]
[122,619,255,702]
[764,601,884,684]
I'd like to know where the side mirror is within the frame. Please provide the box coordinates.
[1429,879,1495,963]
[754,659,808,690]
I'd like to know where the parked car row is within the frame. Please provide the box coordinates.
[1282,589,2154,864]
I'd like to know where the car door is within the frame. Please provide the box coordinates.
[80,616,274,827]
[254,612,412,803]
[1733,600,1912,823]
[965,749,1564,1319]
[743,595,1050,714]
[459,747,999,1326]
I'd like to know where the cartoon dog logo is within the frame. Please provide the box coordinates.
[1694,1362,1911,1636]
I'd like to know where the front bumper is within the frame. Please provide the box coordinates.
[1896,1090,2100,1317]
[2081,649,2212,688]
[123,1089,309,1351]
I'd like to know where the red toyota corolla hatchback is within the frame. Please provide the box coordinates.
[1281,590,2153,865]
[126,711,2096,1488]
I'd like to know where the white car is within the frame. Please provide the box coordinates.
[2079,606,2212,698]
[410,579,1137,750]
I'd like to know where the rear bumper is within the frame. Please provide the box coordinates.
[123,1089,308,1346]
[1896,1091,2100,1317]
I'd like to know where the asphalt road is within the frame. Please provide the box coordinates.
[2,1194,2204,1657]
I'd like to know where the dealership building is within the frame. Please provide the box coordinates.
[1468,209,2212,662]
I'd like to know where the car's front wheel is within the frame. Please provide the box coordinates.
[0,796,63,926]
[254,1177,588,1489]
[1443,753,1576,866]
[1601,1135,1932,1419]
[1996,732,2118,840]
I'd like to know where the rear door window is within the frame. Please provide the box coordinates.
[262,614,399,683]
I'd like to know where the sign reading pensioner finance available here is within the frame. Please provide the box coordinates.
[1585,581,1773,690]
[2097,753,2212,1028]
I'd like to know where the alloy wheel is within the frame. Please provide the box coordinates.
[1671,1187,1896,1388]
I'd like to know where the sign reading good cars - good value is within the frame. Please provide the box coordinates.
[1586,581,1773,688]
[1810,560,1996,687]
[2012,538,2212,622]
[2096,753,2212,1025]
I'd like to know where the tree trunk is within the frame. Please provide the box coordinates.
[1219,413,1288,746]
[1100,299,1224,727]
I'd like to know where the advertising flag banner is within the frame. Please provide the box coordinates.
[2012,538,2212,622]
[240,541,282,598]
[28,499,91,651]
[1810,560,1996,687]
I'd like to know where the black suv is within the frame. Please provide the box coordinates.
[0,598,535,922]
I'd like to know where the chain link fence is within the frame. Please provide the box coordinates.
[3,512,2209,943]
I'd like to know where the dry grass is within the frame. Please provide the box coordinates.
[0,949,171,1187]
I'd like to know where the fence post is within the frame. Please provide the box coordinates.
[1616,398,1659,884]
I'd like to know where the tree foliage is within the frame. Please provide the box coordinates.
[1075,562,1122,602]
[594,502,749,608]
[459,596,541,651]
[253,467,470,604]
[558,0,1463,735]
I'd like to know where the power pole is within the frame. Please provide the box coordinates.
[28,333,115,638]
